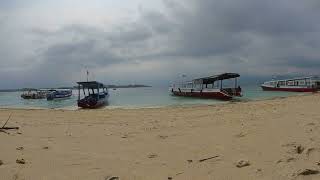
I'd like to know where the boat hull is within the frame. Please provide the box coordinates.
[47,94,72,101]
[261,85,317,92]
[47,90,73,101]
[77,98,108,109]
[21,94,46,99]
[172,91,232,100]
[170,88,241,100]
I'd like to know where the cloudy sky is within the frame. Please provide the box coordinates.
[1,0,320,88]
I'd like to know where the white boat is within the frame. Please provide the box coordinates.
[21,89,48,99]
[261,76,320,92]
[170,73,242,100]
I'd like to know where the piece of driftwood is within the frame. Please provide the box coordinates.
[1,127,19,130]
[0,113,19,134]
[199,155,219,162]
[0,129,9,134]
[2,113,12,128]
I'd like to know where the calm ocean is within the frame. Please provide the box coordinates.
[0,85,301,109]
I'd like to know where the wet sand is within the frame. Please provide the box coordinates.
[1,94,320,180]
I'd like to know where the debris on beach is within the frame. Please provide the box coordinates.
[187,159,193,163]
[16,146,24,150]
[105,176,119,180]
[234,132,246,138]
[236,159,250,168]
[0,160,3,166]
[16,158,26,164]
[199,155,219,162]
[297,168,319,176]
[42,146,49,149]
[0,113,19,134]
[282,142,305,154]
[158,135,168,139]
[121,134,128,138]
[296,145,304,154]
[148,154,158,158]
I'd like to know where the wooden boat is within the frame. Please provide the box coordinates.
[170,73,242,100]
[46,89,72,101]
[21,89,48,99]
[261,76,320,92]
[77,81,109,108]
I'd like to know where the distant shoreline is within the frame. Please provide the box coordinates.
[0,85,152,92]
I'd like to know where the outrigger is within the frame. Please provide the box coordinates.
[77,81,109,108]
[170,73,242,100]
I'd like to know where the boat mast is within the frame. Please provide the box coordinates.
[86,70,89,82]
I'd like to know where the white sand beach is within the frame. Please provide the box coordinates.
[1,94,320,180]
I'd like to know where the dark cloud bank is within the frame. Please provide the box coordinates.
[1,0,320,88]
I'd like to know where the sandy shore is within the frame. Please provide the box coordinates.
[1,94,320,180]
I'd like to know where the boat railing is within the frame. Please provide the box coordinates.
[221,87,241,96]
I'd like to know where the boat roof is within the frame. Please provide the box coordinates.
[77,81,105,88]
[193,73,240,84]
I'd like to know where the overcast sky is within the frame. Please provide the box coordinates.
[1,0,320,88]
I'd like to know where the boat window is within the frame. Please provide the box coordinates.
[266,81,275,86]
[278,81,285,86]
[298,80,305,86]
[306,80,311,86]
[287,81,294,86]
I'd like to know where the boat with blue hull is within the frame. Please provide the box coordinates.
[46,89,73,101]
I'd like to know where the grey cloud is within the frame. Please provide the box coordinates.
[1,0,320,88]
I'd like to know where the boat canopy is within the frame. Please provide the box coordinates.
[77,81,105,88]
[193,73,240,84]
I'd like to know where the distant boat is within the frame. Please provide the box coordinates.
[261,76,320,92]
[113,88,117,90]
[170,73,242,100]
[21,89,48,99]
[46,89,72,101]
[77,81,109,108]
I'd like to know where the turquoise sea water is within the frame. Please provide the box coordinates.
[0,85,303,109]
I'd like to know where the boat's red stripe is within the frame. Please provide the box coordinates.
[261,86,317,92]
[172,91,232,100]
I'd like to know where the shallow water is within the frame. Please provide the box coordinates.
[0,85,302,109]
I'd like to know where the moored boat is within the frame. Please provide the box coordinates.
[46,89,72,100]
[170,73,242,100]
[77,81,109,108]
[21,89,48,99]
[261,76,320,92]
